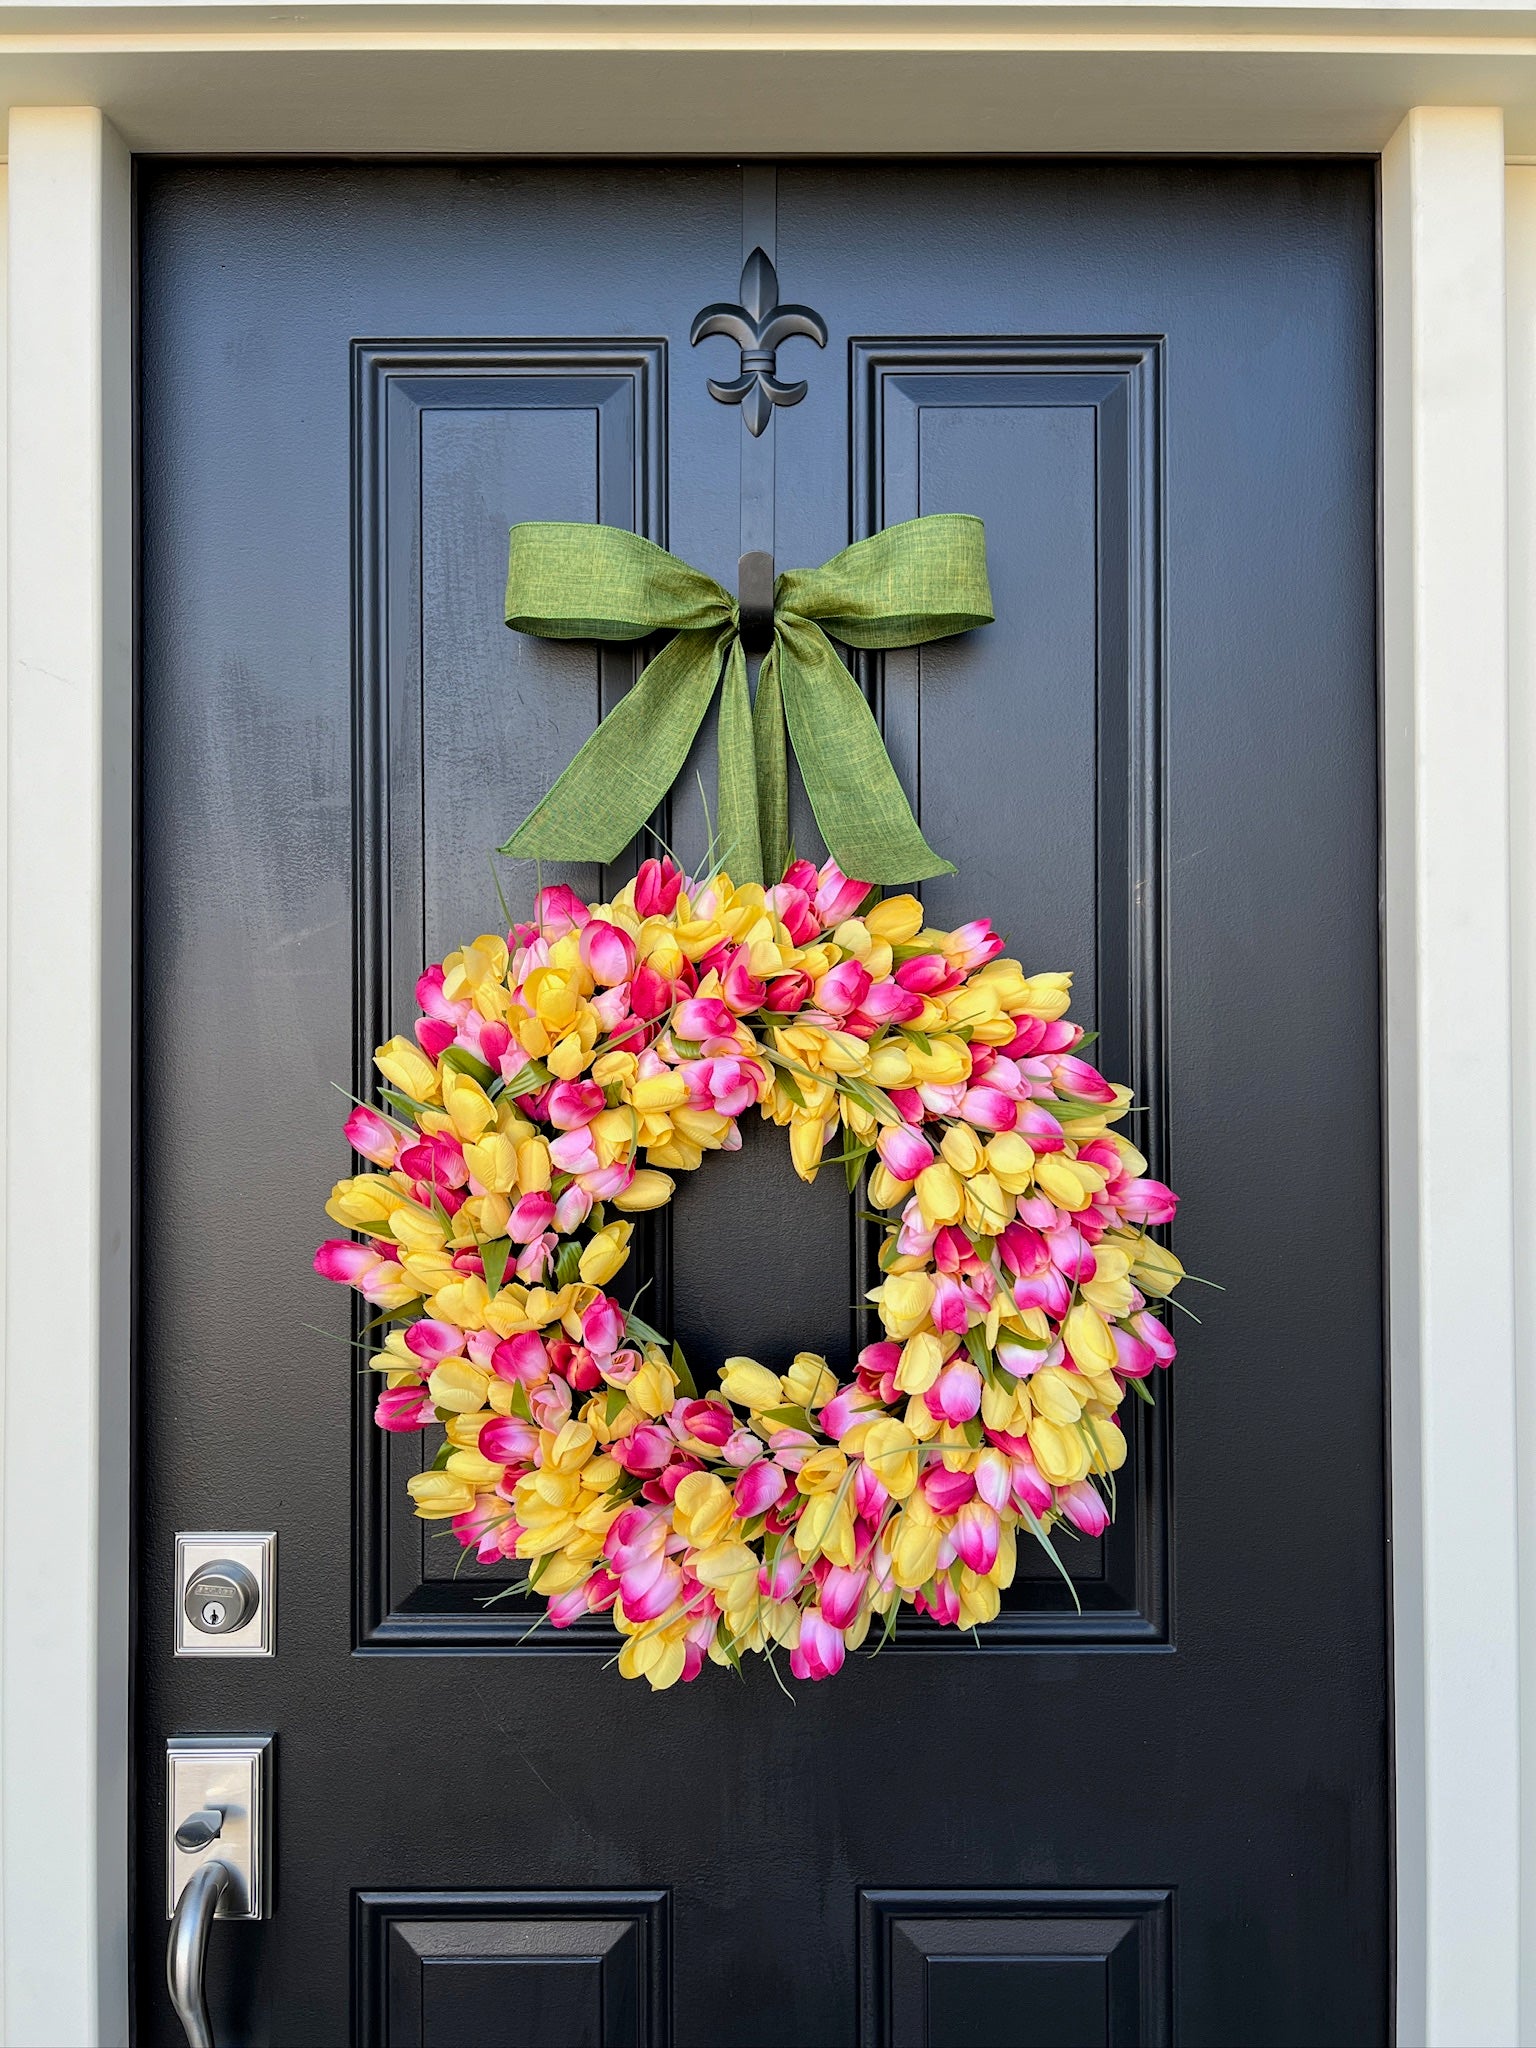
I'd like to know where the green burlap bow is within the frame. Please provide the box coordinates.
[499,514,993,887]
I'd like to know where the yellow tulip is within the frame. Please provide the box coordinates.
[627,1360,676,1417]
[895,1331,946,1395]
[789,1116,830,1182]
[906,1036,971,1087]
[630,1072,691,1113]
[546,1031,594,1080]
[889,1508,942,1589]
[1034,1156,1094,1212]
[374,1035,441,1104]
[1028,1415,1092,1485]
[406,1471,476,1518]
[939,1125,986,1177]
[427,1276,490,1329]
[325,1175,409,1234]
[793,1490,856,1566]
[1130,1235,1184,1297]
[915,1162,965,1231]
[547,1420,596,1472]
[427,1358,490,1412]
[783,1352,837,1410]
[445,1411,488,1448]
[963,1172,1009,1237]
[877,1269,935,1341]
[865,893,925,943]
[1030,1364,1088,1425]
[867,1042,914,1087]
[462,1132,517,1194]
[619,1633,687,1690]
[795,1447,848,1494]
[435,1069,492,1142]
[388,1202,447,1255]
[515,1137,552,1194]
[1088,1414,1128,1472]
[446,1447,503,1489]
[859,1417,919,1498]
[612,1169,675,1212]
[867,1162,908,1210]
[1062,1303,1116,1374]
[532,1552,592,1596]
[646,1135,704,1172]
[578,1221,633,1286]
[719,1357,784,1411]
[986,1132,1036,1194]
[957,1573,1001,1628]
[673,1471,735,1547]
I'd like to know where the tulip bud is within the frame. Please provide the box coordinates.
[427,1358,491,1412]
[895,1331,945,1395]
[878,1269,935,1341]
[783,1352,837,1410]
[864,893,925,943]
[375,1035,441,1104]
[611,1169,676,1212]
[719,1357,785,1411]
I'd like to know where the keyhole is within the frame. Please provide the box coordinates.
[201,1600,227,1629]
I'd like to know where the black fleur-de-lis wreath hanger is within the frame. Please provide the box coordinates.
[690,246,828,436]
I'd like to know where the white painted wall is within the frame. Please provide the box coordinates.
[1,108,132,2048]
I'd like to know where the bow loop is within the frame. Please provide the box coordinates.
[500,514,992,885]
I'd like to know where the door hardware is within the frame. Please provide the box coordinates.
[166,1737,273,2048]
[738,551,775,652]
[691,247,826,436]
[175,1531,276,1656]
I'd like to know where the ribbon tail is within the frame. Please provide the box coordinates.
[775,618,956,886]
[715,638,764,886]
[751,641,790,886]
[501,627,730,864]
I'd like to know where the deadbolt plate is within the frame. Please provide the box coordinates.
[174,1531,276,1657]
[166,1735,273,1920]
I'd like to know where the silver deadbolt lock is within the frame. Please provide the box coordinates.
[182,1559,259,1636]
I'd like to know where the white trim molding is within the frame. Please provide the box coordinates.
[1381,104,1519,2048]
[1,107,132,2048]
[0,23,1530,2048]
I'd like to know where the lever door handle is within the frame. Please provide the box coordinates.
[167,1857,233,2048]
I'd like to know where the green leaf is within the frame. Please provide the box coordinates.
[506,1380,534,1424]
[1126,1374,1156,1406]
[905,1028,932,1055]
[761,1403,813,1432]
[774,1065,808,1110]
[379,1085,435,1122]
[554,1239,583,1288]
[670,1341,698,1398]
[479,1238,512,1299]
[604,1386,630,1424]
[844,1144,872,1193]
[625,1305,668,1350]
[438,1045,496,1088]
[430,1439,455,1471]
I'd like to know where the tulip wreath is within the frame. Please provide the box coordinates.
[315,517,1185,1688]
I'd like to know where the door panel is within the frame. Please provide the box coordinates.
[136,160,1384,2047]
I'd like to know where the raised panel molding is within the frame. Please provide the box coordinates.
[352,341,668,1650]
[855,339,1169,1648]
[355,1889,670,2048]
[859,1889,1173,2048]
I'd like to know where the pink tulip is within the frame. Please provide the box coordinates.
[734,1460,788,1517]
[548,1079,605,1129]
[402,1319,465,1364]
[555,1184,593,1233]
[853,1462,891,1521]
[1009,1442,1055,1518]
[677,1398,733,1447]
[954,1499,1000,1573]
[819,1565,868,1630]
[581,1295,625,1358]
[930,1274,970,1335]
[579,918,637,987]
[1130,1311,1177,1367]
[781,857,820,895]
[1013,1269,1071,1317]
[548,1129,599,1174]
[492,1331,550,1386]
[997,1222,1047,1278]
[415,963,460,1019]
[921,1464,977,1514]
[876,1124,935,1183]
[1047,1225,1097,1282]
[718,946,768,1013]
[814,959,872,1017]
[533,884,590,936]
[1112,1324,1156,1378]
[917,1577,960,1627]
[813,859,869,927]
[613,1424,673,1475]
[767,883,820,945]
[758,1549,801,1601]
[414,1017,456,1059]
[634,856,685,918]
[1016,1103,1066,1152]
[790,1608,847,1681]
[960,1085,1017,1133]
[858,979,925,1026]
[375,1385,434,1431]
[1119,1178,1179,1225]
[943,918,1004,972]
[529,1377,572,1429]
[763,971,812,1013]
[581,1160,636,1202]
[313,1239,380,1285]
[927,1359,982,1424]
[344,1104,401,1167]
[399,1133,469,1191]
[994,1338,1045,1380]
[689,1056,761,1118]
[509,1191,557,1243]
[672,997,739,1046]
[1050,1054,1117,1104]
[628,963,674,1020]
[621,1554,684,1623]
[894,953,953,995]
[820,1386,879,1440]
[1059,1479,1110,1536]
[478,1415,539,1463]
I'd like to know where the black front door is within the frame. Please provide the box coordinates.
[136,160,1386,2046]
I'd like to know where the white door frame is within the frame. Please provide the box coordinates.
[0,17,1528,2045]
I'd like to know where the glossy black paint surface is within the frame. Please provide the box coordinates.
[136,160,1386,2046]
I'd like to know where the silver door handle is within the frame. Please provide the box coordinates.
[167,1856,233,2048]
